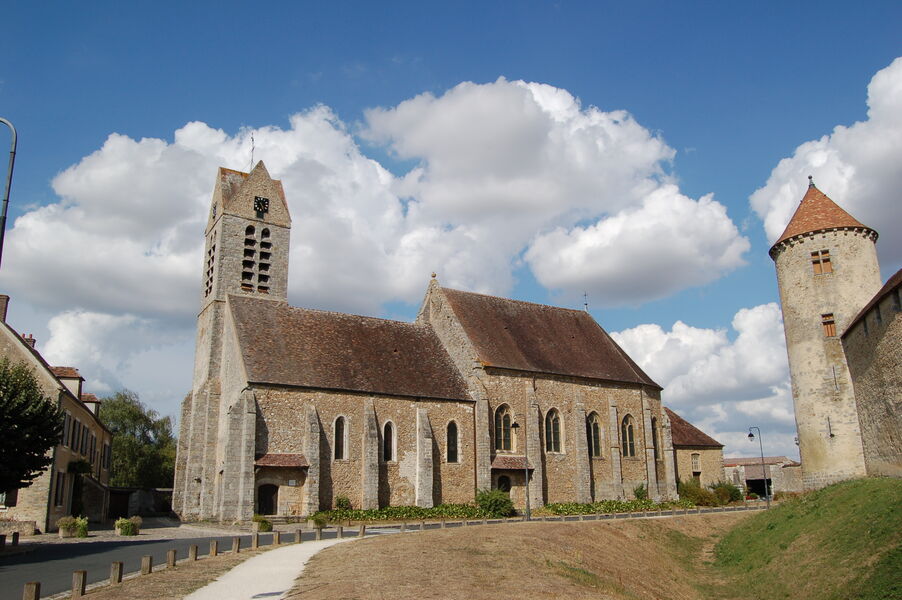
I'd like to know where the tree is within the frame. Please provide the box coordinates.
[0,358,64,492]
[98,391,177,488]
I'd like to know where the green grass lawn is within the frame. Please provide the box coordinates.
[709,478,901,600]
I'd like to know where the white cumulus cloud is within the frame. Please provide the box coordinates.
[750,56,902,271]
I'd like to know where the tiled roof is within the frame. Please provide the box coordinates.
[771,183,874,252]
[80,393,100,403]
[843,268,902,337]
[664,408,723,448]
[723,456,798,467]
[255,453,309,468]
[229,296,471,401]
[491,455,533,470]
[441,288,660,388]
[51,366,83,379]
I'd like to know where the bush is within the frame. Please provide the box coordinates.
[633,483,648,500]
[115,516,142,536]
[709,481,743,503]
[747,492,759,500]
[678,479,720,506]
[252,514,273,532]
[335,495,352,510]
[475,488,515,518]
[56,516,77,533]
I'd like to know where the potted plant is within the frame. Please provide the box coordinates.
[56,515,88,538]
[115,515,143,536]
[251,514,272,532]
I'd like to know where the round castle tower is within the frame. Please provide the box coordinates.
[770,178,882,489]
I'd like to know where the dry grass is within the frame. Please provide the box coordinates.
[286,513,749,600]
[80,547,272,600]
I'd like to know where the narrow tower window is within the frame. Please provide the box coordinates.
[334,417,345,460]
[447,421,458,463]
[811,250,832,274]
[821,313,837,337]
[586,412,602,458]
[382,422,394,461]
[651,417,659,460]
[494,405,512,451]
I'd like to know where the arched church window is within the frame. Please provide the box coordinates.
[245,225,255,236]
[261,228,270,239]
[586,412,602,458]
[621,415,636,458]
[334,416,345,460]
[447,421,458,463]
[383,421,395,462]
[545,409,562,453]
[494,405,512,452]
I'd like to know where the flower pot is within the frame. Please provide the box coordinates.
[58,528,75,538]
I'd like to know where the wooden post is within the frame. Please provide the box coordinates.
[110,561,123,584]
[400,522,407,533]
[188,545,198,561]
[0,534,5,550]
[210,540,218,557]
[441,519,446,529]
[336,526,343,539]
[358,524,366,537]
[231,537,240,553]
[419,521,425,531]
[12,532,19,545]
[251,533,259,549]
[141,555,153,575]
[167,549,177,567]
[295,530,302,544]
[22,582,40,600]
[272,531,281,545]
[315,527,322,541]
[72,570,87,597]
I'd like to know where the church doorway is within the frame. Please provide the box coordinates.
[497,475,512,493]
[257,484,278,515]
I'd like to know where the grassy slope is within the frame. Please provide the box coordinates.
[710,478,901,600]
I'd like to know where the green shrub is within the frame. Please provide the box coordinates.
[252,514,273,532]
[74,515,89,537]
[311,513,329,528]
[115,517,140,535]
[747,492,759,500]
[709,481,743,503]
[56,516,78,533]
[678,479,719,506]
[475,488,515,518]
[335,495,352,510]
[633,483,648,500]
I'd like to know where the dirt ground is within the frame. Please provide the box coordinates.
[285,513,749,600]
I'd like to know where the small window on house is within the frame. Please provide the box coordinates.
[621,415,636,458]
[334,417,345,460]
[811,250,833,274]
[54,472,66,506]
[691,453,701,472]
[0,488,17,507]
[62,412,71,447]
[382,422,394,462]
[447,421,458,463]
[822,314,837,337]
[586,412,602,458]
[89,434,96,465]
[651,417,659,460]
[494,405,512,451]
[103,442,111,470]
[544,409,562,453]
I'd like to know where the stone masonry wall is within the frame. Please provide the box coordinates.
[773,228,881,488]
[842,287,902,478]
[673,447,725,488]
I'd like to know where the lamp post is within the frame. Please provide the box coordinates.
[748,427,771,509]
[511,420,530,520]
[0,117,16,269]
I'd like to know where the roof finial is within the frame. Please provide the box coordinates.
[583,291,589,313]
[808,175,815,188]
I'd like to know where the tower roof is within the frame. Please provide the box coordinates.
[207,161,291,232]
[770,180,875,254]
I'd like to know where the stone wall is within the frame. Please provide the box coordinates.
[773,228,881,488]
[842,285,902,478]
[673,447,725,488]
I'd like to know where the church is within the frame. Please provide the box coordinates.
[173,162,680,522]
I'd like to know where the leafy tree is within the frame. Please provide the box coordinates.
[0,358,64,492]
[98,391,177,488]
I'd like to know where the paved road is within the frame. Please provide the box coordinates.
[0,506,762,599]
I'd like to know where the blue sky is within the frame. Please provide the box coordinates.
[1,2,900,458]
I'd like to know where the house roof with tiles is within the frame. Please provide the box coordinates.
[229,295,471,401]
[664,408,723,448]
[440,287,660,388]
[770,179,876,256]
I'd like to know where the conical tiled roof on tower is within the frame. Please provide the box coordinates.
[769,178,877,258]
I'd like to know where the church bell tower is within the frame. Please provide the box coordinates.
[174,161,291,519]
[770,178,881,490]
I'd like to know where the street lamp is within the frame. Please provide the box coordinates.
[748,427,771,509]
[0,117,17,269]
[510,421,530,520]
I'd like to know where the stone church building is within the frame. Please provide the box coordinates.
[174,162,679,522]
[770,178,901,489]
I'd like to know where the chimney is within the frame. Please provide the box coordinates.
[22,333,36,348]
[0,295,8,323]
